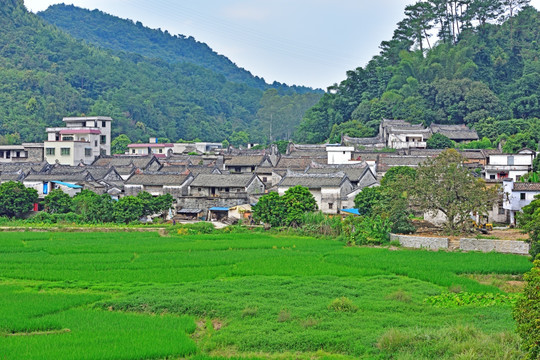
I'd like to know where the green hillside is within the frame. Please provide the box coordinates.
[0,0,320,144]
[296,2,540,149]
[38,4,318,95]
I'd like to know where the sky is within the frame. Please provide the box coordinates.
[24,0,540,90]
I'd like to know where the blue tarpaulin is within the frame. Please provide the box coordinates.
[341,208,360,216]
[51,181,82,189]
[209,207,229,211]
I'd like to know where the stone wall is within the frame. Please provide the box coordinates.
[460,238,530,255]
[391,234,530,255]
[390,234,448,250]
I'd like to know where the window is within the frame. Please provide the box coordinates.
[198,188,202,192]
[328,203,334,209]
[94,140,98,147]
[521,193,526,200]
[508,156,514,166]
[490,175,495,180]
[262,177,267,182]
[102,121,106,127]
[46,148,55,156]
[516,175,521,181]
[85,148,92,157]
[498,205,505,215]
[62,136,73,141]
[159,149,163,154]
[61,148,70,156]
[132,149,136,154]
[100,135,106,144]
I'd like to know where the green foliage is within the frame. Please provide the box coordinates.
[252,186,317,227]
[273,140,289,154]
[295,7,540,143]
[410,149,499,234]
[516,194,540,259]
[0,230,531,357]
[0,1,320,144]
[252,192,286,227]
[43,189,72,214]
[113,196,144,223]
[458,136,493,149]
[354,187,383,216]
[136,191,173,217]
[427,133,455,149]
[229,131,249,148]
[380,166,417,187]
[281,185,318,226]
[426,292,520,307]
[327,297,358,313]
[342,215,391,245]
[110,134,131,155]
[328,120,376,143]
[72,190,114,223]
[514,260,540,360]
[0,181,38,218]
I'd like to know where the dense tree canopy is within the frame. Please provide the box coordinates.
[0,181,38,218]
[295,3,540,146]
[0,1,321,145]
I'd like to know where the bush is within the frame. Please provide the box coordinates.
[514,260,540,359]
[342,215,391,245]
[327,297,358,313]
[174,222,215,235]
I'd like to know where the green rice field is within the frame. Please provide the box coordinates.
[0,230,532,359]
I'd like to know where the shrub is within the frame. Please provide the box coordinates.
[241,307,258,318]
[386,289,412,303]
[277,309,291,322]
[514,260,540,359]
[327,297,358,313]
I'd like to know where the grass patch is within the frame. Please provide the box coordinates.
[0,231,532,359]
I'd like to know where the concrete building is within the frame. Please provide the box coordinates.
[485,149,535,181]
[503,179,540,225]
[44,117,112,165]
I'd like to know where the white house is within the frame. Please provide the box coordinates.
[44,116,112,165]
[485,149,535,181]
[503,179,540,225]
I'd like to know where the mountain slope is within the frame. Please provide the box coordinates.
[38,4,319,95]
[295,5,540,145]
[0,0,320,144]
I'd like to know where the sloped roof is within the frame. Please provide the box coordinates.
[224,155,264,167]
[125,173,191,186]
[191,174,256,188]
[278,172,348,188]
[430,124,479,141]
[513,183,540,191]
[24,171,95,183]
[275,157,325,170]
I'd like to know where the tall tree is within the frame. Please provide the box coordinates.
[409,149,499,233]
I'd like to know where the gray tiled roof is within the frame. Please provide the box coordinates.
[278,172,347,188]
[513,183,540,191]
[24,171,95,182]
[191,174,256,188]
[224,155,264,167]
[430,124,479,141]
[125,173,191,186]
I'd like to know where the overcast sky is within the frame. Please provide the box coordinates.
[24,0,540,89]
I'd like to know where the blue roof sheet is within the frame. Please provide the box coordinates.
[341,208,360,215]
[209,207,229,211]
[51,181,82,189]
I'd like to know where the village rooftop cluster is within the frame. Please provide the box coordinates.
[0,117,538,224]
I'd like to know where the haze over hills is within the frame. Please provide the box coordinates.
[0,0,321,144]
[38,4,320,95]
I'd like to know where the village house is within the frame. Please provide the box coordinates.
[44,116,112,166]
[485,149,535,181]
[124,173,194,197]
[503,179,540,225]
[277,171,354,214]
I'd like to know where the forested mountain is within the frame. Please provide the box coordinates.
[0,0,321,144]
[296,1,540,150]
[38,4,318,95]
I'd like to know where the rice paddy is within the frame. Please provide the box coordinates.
[0,230,532,359]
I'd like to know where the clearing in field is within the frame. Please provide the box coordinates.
[0,231,532,359]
